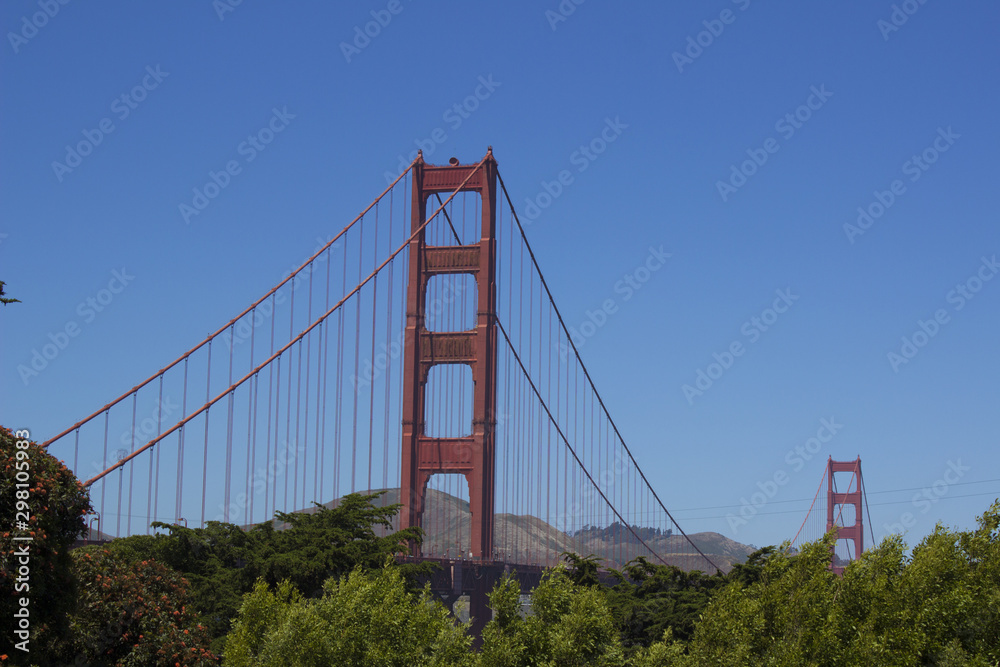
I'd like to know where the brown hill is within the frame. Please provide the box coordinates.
[308,488,755,573]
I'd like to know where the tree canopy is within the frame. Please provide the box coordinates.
[478,566,626,667]
[105,492,430,652]
[52,548,215,666]
[4,419,998,666]
[224,565,473,667]
[636,502,1000,666]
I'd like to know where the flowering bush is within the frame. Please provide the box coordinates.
[59,549,216,666]
[0,425,91,658]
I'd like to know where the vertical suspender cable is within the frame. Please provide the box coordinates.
[790,467,827,548]
[225,325,235,522]
[382,193,394,504]
[147,391,155,531]
[266,294,276,521]
[861,467,875,551]
[368,204,379,494]
[538,273,544,562]
[177,357,188,522]
[153,374,163,528]
[302,270,313,508]
[351,218,364,493]
[247,310,257,523]
[547,297,553,551]
[100,411,108,533]
[249,372,259,524]
[498,173,718,571]
[127,393,136,535]
[312,323,322,504]
[521,239,528,563]
[201,340,212,528]
[286,283,295,512]
[275,355,283,519]
[116,466,123,537]
[398,177,409,520]
[321,248,332,504]
[294,330,303,510]
[501,196,510,559]
[527,269,533,562]
[568,346,573,543]
[335,241,346,501]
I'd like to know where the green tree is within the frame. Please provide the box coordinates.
[478,566,626,667]
[725,545,776,587]
[223,564,473,667]
[629,629,687,667]
[652,502,1000,666]
[559,551,727,653]
[604,556,726,650]
[0,426,91,662]
[260,493,430,594]
[107,492,430,652]
[0,281,20,305]
[830,509,1000,666]
[561,552,603,588]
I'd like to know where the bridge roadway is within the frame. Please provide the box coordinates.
[404,555,625,642]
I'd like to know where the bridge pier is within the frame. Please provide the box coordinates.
[408,556,543,646]
[468,577,495,646]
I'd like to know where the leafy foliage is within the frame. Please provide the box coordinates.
[53,549,215,666]
[643,503,1000,666]
[0,281,20,305]
[560,551,728,651]
[561,552,603,587]
[0,426,91,661]
[478,566,626,667]
[724,545,776,587]
[106,492,430,652]
[260,493,431,594]
[223,565,473,667]
[605,556,727,649]
[4,421,998,666]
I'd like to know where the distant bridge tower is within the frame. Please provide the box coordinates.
[399,149,498,561]
[826,456,864,575]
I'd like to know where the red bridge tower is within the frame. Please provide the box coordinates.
[826,456,864,575]
[399,150,498,561]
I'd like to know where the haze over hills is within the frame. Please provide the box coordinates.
[310,488,756,573]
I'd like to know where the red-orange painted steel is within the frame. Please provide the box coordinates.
[826,456,864,575]
[400,149,499,561]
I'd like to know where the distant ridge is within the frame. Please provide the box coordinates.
[288,487,755,573]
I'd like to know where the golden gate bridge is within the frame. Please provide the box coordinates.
[41,148,869,631]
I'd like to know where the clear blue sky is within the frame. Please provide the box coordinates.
[2,1,998,550]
